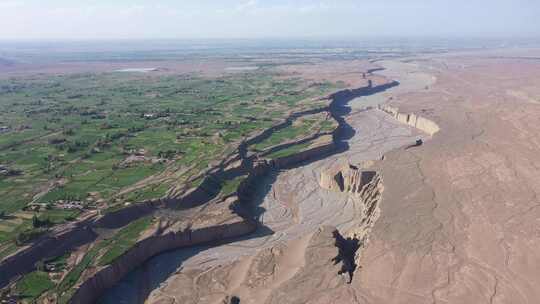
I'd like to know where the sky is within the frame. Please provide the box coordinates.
[0,0,539,40]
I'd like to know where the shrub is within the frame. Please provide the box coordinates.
[15,228,47,245]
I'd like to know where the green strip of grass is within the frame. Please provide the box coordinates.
[57,241,108,295]
[320,120,337,132]
[253,125,304,151]
[98,216,153,266]
[121,183,170,202]
[38,209,81,224]
[266,142,312,159]
[221,175,247,197]
[0,242,18,260]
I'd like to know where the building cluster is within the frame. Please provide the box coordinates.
[0,165,21,177]
[25,200,86,212]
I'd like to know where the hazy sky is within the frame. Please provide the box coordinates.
[1,0,539,40]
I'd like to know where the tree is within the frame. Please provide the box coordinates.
[32,215,51,228]
[32,214,39,228]
[35,260,45,272]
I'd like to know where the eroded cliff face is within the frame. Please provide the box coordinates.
[319,163,384,273]
[68,137,345,304]
[146,167,385,304]
[319,163,377,194]
[270,136,337,170]
[378,104,440,135]
[345,171,383,248]
[69,196,256,304]
[0,215,98,289]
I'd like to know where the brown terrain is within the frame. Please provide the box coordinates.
[0,60,240,78]
[1,55,395,304]
[143,50,540,304]
[3,47,540,304]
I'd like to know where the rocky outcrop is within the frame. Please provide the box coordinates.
[346,172,383,242]
[378,104,440,135]
[167,174,223,209]
[320,163,384,266]
[236,160,272,205]
[320,164,377,194]
[94,200,162,229]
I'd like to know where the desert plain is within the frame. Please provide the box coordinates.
[1,43,540,304]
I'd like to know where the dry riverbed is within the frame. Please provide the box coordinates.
[99,61,437,304]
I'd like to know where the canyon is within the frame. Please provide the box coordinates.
[106,61,435,304]
[1,63,403,303]
[129,52,540,304]
[5,49,540,304]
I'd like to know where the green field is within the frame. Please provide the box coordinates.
[0,61,343,304]
[98,216,154,266]
[0,67,339,260]
[56,241,108,303]
[251,113,335,152]
[266,142,314,159]
[15,271,55,302]
[220,175,248,197]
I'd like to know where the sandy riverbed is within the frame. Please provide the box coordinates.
[98,61,435,304]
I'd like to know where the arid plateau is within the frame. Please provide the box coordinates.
[2,45,540,304]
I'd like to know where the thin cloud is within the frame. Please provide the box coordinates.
[235,0,257,12]
[0,0,538,40]
[0,0,24,8]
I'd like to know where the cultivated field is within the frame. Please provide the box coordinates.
[0,52,352,303]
